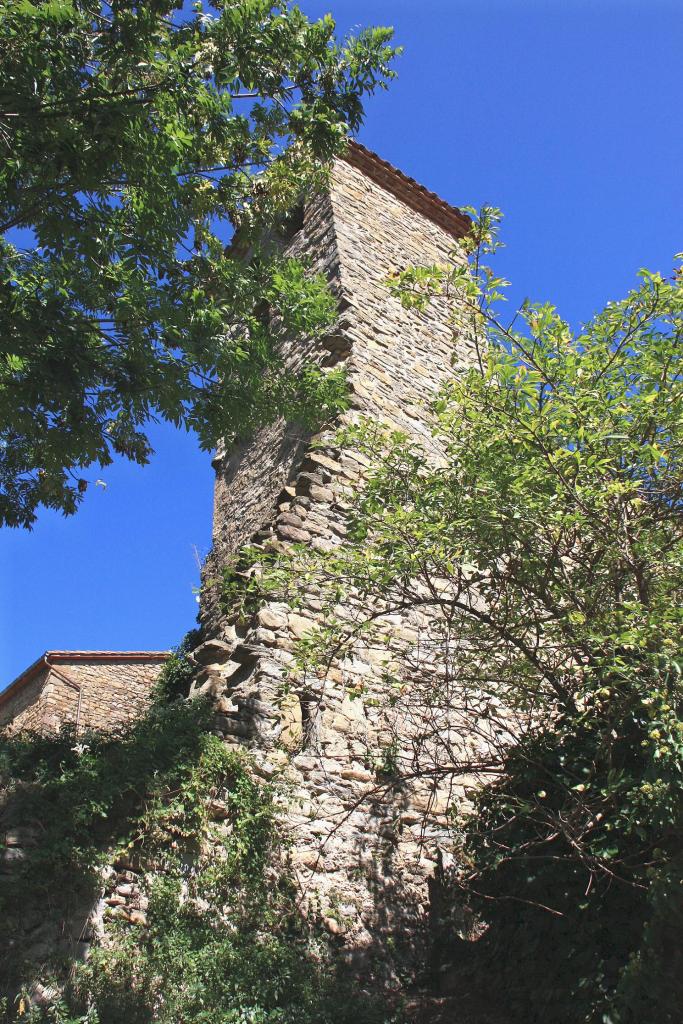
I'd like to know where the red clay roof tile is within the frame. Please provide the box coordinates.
[342,141,471,240]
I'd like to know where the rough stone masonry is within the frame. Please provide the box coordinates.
[198,143,477,974]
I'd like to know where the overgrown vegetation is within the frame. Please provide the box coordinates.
[249,210,683,1021]
[0,0,397,527]
[457,666,683,1024]
[152,628,201,703]
[0,646,395,1024]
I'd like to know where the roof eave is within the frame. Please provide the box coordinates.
[341,141,471,240]
[0,651,169,710]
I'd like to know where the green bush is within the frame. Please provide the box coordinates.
[452,658,683,1023]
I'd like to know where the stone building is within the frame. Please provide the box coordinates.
[0,651,167,734]
[198,142,474,972]
[1,142,475,981]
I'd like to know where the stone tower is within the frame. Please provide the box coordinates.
[199,143,474,974]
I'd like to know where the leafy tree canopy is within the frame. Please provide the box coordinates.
[250,210,683,1021]
[0,0,397,526]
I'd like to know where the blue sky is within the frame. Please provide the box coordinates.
[2,0,682,686]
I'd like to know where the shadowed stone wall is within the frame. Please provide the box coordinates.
[0,653,167,1003]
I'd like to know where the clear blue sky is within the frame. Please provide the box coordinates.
[2,0,682,686]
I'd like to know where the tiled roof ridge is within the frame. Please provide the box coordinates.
[0,650,169,708]
[342,140,471,240]
[45,650,168,660]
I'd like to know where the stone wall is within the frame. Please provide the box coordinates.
[0,667,50,734]
[198,149,475,979]
[200,186,343,632]
[0,652,168,1001]
[0,654,167,735]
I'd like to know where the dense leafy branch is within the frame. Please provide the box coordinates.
[0,0,398,526]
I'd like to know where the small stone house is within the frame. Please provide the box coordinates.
[0,651,168,735]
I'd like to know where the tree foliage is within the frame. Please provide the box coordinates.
[251,210,683,1020]
[0,0,397,526]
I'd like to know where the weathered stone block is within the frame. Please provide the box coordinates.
[287,613,314,639]
[277,524,312,543]
[303,452,342,475]
[193,639,233,665]
[257,606,288,630]
[278,693,303,751]
[307,484,335,503]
